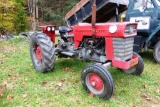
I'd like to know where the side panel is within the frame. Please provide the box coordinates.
[105,37,114,60]
[73,22,137,48]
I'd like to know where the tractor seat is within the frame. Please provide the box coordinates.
[59,26,73,33]
[59,26,74,39]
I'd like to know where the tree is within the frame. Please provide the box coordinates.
[0,0,17,35]
[26,0,79,30]
[27,0,37,31]
[14,0,29,33]
[36,0,79,26]
[0,0,28,35]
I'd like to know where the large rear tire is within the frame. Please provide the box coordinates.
[30,32,56,73]
[81,64,114,99]
[153,41,160,63]
[122,52,144,75]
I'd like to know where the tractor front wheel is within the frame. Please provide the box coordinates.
[153,41,160,63]
[30,32,56,73]
[122,52,144,75]
[81,64,114,99]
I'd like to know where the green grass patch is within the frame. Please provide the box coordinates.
[0,37,160,107]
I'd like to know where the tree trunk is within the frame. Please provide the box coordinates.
[27,0,36,31]
[32,0,36,31]
[36,6,38,19]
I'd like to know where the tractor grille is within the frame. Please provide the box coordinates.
[113,37,134,61]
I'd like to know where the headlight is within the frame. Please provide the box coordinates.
[47,27,51,31]
[51,27,55,31]
[109,25,117,33]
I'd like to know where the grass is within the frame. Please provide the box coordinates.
[0,37,160,107]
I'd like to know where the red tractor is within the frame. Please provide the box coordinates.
[29,0,144,99]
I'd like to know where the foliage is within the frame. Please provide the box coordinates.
[37,0,79,26]
[0,0,17,35]
[13,0,29,33]
[0,0,28,35]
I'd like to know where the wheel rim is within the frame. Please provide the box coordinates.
[86,73,104,95]
[36,46,42,61]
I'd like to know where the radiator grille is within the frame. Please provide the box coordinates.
[113,37,134,61]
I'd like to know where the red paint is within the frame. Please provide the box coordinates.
[112,55,139,69]
[36,46,42,61]
[40,25,56,43]
[89,73,103,91]
[41,22,138,70]
[105,37,114,60]
[73,22,137,48]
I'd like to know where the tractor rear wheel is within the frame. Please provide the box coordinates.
[153,41,160,63]
[122,52,144,75]
[81,64,114,99]
[30,32,56,73]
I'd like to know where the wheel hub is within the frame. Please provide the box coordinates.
[89,74,103,91]
[91,82,96,87]
[36,46,42,61]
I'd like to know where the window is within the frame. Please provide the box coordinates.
[146,0,154,8]
[133,0,154,9]
[155,0,160,6]
[133,0,143,9]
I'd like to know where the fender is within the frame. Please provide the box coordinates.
[146,25,160,44]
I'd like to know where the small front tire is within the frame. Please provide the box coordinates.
[81,64,114,99]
